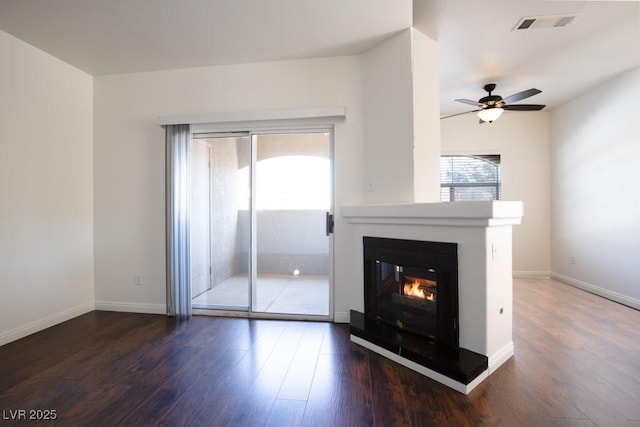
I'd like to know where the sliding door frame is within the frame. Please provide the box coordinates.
[192,124,335,321]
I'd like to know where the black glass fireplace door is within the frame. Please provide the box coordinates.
[363,237,459,349]
[375,262,437,337]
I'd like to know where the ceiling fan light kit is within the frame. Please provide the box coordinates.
[442,83,546,123]
[477,107,503,123]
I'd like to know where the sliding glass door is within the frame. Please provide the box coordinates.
[252,133,331,316]
[191,134,251,310]
[191,130,332,318]
[190,139,213,299]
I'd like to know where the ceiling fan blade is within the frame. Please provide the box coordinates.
[455,98,484,107]
[503,104,546,111]
[440,109,480,119]
[502,88,541,104]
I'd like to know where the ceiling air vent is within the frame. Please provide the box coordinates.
[513,14,578,31]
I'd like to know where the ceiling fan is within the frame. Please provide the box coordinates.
[442,83,546,123]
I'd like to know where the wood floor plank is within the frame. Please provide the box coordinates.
[514,278,640,425]
[0,314,165,409]
[319,323,350,355]
[393,363,451,426]
[265,398,307,427]
[250,348,296,399]
[368,352,412,426]
[154,348,248,426]
[276,352,318,401]
[119,344,228,426]
[190,393,243,427]
[192,393,274,427]
[82,345,203,427]
[0,278,638,426]
[302,401,376,427]
[0,312,153,393]
[307,347,373,408]
[277,322,326,401]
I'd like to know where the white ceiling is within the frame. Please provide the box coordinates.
[0,0,638,116]
[415,0,640,116]
[0,0,412,75]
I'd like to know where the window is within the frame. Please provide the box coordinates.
[440,155,501,202]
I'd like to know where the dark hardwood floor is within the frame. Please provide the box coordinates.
[1,278,639,426]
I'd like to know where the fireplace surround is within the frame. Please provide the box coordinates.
[351,236,488,387]
[342,201,523,394]
[363,237,459,348]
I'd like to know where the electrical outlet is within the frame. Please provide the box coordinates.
[570,256,576,265]
[135,274,143,285]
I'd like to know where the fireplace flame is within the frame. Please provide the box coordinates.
[403,280,435,301]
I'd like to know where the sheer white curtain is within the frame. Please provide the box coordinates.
[165,124,192,318]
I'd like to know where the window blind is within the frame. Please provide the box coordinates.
[440,155,501,202]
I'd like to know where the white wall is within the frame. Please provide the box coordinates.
[411,28,441,203]
[360,28,442,204]
[93,29,446,320]
[551,66,640,309]
[0,29,94,345]
[93,56,365,316]
[441,113,551,276]
[361,29,415,203]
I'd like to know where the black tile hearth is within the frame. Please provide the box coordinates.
[350,310,487,385]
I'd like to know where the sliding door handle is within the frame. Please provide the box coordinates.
[325,212,334,236]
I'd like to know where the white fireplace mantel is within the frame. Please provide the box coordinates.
[342,201,523,227]
[341,200,523,393]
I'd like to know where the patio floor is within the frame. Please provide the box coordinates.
[192,273,329,316]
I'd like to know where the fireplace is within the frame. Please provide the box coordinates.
[350,236,488,390]
[343,201,523,393]
[363,237,458,349]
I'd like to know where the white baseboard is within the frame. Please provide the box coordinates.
[551,273,640,310]
[95,301,166,315]
[513,271,551,278]
[333,311,350,323]
[0,301,95,346]
[488,341,514,374]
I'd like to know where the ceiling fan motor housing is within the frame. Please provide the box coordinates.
[479,83,503,108]
[479,94,503,108]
